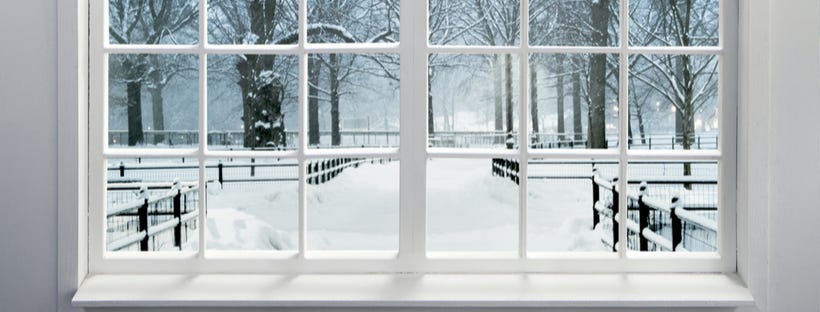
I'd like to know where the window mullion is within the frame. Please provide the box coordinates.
[89,0,107,269]
[401,0,429,269]
[618,0,630,259]
[297,0,309,257]
[518,0,530,259]
[196,0,208,258]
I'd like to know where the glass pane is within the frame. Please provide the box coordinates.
[529,0,619,46]
[429,0,520,46]
[629,0,719,47]
[626,161,718,252]
[307,0,400,44]
[307,158,399,251]
[529,54,619,149]
[307,54,400,148]
[527,159,618,252]
[208,0,298,45]
[428,54,520,149]
[108,54,199,149]
[205,158,298,251]
[109,0,198,45]
[106,158,200,252]
[427,158,518,252]
[628,54,719,150]
[207,54,299,151]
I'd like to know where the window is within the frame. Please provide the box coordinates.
[89,0,735,274]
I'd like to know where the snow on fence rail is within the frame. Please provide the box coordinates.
[530,133,718,150]
[306,158,393,185]
[107,158,394,251]
[106,181,199,252]
[109,158,391,187]
[592,172,718,252]
[490,160,718,251]
[110,130,717,150]
[491,158,520,185]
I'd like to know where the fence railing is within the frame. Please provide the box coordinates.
[491,158,520,185]
[106,181,199,251]
[592,171,718,252]
[110,130,400,149]
[107,158,393,251]
[109,158,391,188]
[529,133,717,150]
[110,130,718,150]
[490,160,717,251]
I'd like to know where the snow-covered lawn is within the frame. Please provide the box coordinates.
[107,158,717,252]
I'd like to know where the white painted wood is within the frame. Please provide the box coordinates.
[84,0,738,276]
[72,273,753,308]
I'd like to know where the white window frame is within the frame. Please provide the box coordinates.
[82,0,737,274]
[58,0,759,305]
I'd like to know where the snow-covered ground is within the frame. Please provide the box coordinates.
[106,158,718,252]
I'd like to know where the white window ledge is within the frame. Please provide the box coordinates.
[72,273,754,308]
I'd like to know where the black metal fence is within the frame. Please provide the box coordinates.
[490,159,718,252]
[491,158,520,185]
[593,176,718,252]
[106,157,393,251]
[106,182,199,251]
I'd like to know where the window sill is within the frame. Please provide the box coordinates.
[72,273,754,308]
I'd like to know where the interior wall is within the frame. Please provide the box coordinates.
[0,0,58,311]
[766,0,820,310]
[0,0,819,311]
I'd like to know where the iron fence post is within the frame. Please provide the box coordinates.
[671,195,682,251]
[611,178,619,252]
[250,158,255,177]
[638,182,649,251]
[173,190,182,250]
[217,161,224,189]
[138,198,149,252]
[592,166,600,229]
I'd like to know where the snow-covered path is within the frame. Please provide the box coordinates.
[203,158,609,252]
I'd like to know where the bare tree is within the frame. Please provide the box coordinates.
[109,0,198,145]
[307,0,398,146]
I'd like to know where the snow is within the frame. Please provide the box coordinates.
[427,159,518,251]
[106,158,717,252]
[254,120,271,129]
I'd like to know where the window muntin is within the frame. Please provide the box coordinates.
[91,0,733,272]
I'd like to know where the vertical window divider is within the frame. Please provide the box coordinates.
[297,0,309,258]
[518,0,530,259]
[398,0,419,269]
[412,0,429,266]
[90,0,106,265]
[617,0,631,260]
[196,0,208,259]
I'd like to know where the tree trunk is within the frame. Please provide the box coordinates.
[308,56,321,146]
[587,0,610,149]
[236,1,285,149]
[675,107,683,146]
[127,81,144,146]
[572,68,582,143]
[428,72,434,137]
[505,54,514,149]
[236,55,285,149]
[237,57,257,148]
[495,55,504,144]
[149,87,165,145]
[637,108,647,144]
[530,62,540,145]
[680,54,695,189]
[329,54,341,146]
[555,55,565,143]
